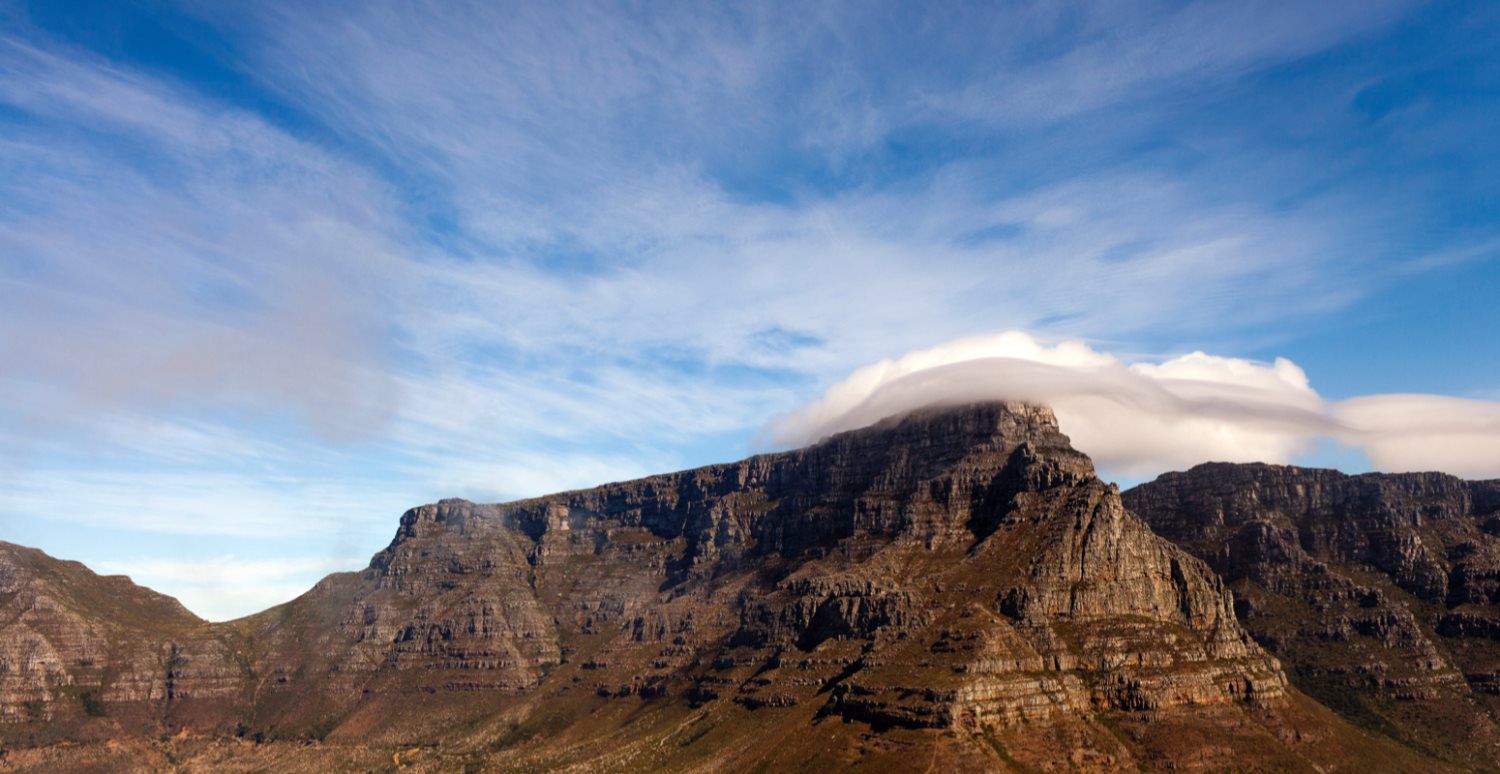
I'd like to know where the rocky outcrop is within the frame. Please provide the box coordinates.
[0,543,242,736]
[0,404,1441,770]
[1125,463,1500,768]
[228,404,1285,739]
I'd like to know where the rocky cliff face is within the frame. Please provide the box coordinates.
[1125,463,1500,768]
[235,403,1289,751]
[0,404,1446,770]
[0,543,243,738]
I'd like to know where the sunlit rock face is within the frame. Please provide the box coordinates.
[0,543,242,731]
[1126,463,1500,767]
[3,402,1482,770]
[233,403,1284,740]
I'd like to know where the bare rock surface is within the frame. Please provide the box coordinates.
[1125,462,1500,768]
[0,403,1453,770]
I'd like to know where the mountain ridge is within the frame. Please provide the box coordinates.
[0,402,1478,771]
[1124,461,1500,767]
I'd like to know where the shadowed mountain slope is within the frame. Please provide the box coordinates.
[1126,462,1500,769]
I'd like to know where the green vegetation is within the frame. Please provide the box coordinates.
[305,715,340,742]
[78,690,107,718]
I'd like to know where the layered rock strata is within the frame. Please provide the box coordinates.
[1,403,1427,770]
[0,543,242,733]
[236,403,1285,735]
[1125,462,1500,766]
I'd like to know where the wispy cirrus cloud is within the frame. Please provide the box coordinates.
[1,1,1437,467]
[0,37,407,443]
[3,0,1497,618]
[923,0,1418,127]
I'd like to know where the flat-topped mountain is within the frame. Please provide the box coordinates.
[0,403,1457,770]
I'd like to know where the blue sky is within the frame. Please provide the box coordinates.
[2,0,1498,619]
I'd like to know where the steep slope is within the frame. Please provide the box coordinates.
[222,403,1369,769]
[0,404,1446,770]
[0,542,243,739]
[1125,463,1500,769]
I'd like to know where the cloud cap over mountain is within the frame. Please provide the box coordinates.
[770,331,1500,480]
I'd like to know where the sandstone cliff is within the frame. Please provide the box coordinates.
[0,542,243,741]
[0,404,1447,770]
[1125,462,1500,769]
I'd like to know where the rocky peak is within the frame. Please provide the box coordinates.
[211,400,1298,769]
[0,542,238,728]
[378,401,1092,558]
[4,403,1431,770]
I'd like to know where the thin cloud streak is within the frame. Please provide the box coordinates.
[2,2,1495,619]
[3,18,1387,492]
[0,36,406,443]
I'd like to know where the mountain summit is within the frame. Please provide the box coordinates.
[0,402,1468,770]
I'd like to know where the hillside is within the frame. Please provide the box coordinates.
[0,403,1461,771]
[1126,463,1500,768]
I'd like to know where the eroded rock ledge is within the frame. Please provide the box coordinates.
[1126,462,1500,765]
[0,403,1315,769]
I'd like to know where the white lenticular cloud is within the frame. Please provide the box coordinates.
[1335,395,1500,480]
[769,331,1500,480]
